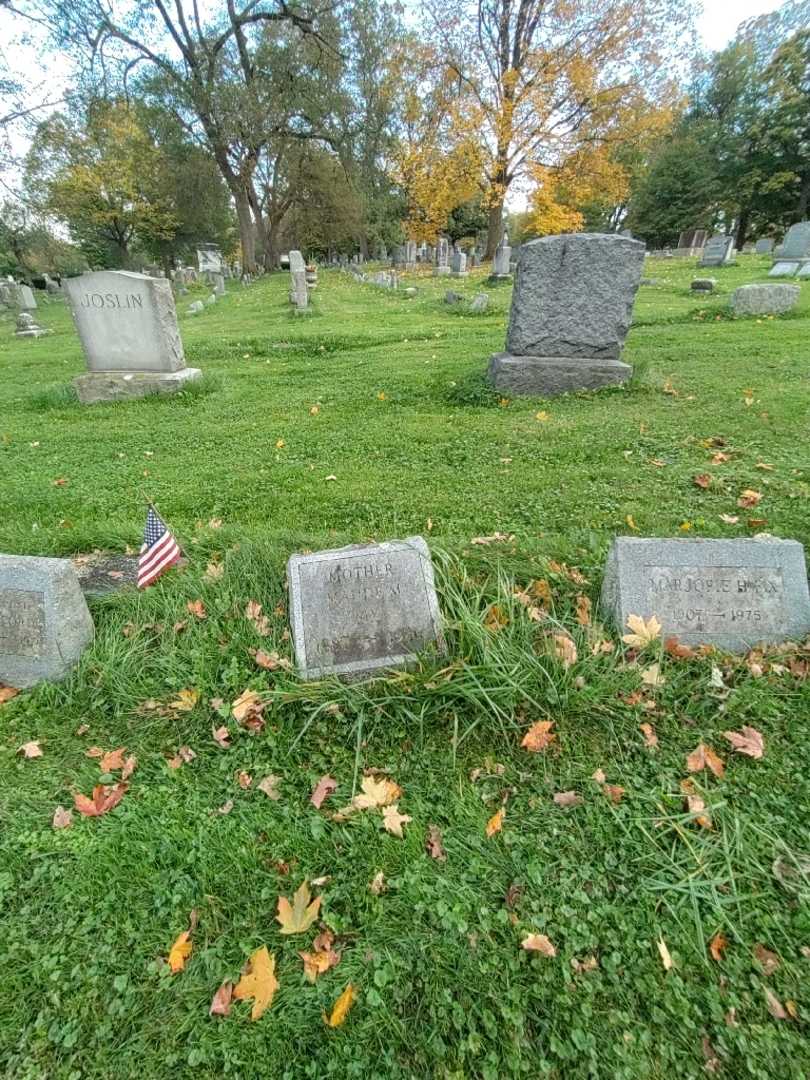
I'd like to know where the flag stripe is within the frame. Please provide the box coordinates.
[138,539,179,582]
[137,544,179,587]
[138,506,181,589]
[138,531,176,576]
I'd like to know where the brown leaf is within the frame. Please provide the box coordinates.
[85,746,104,758]
[693,473,712,489]
[232,689,265,730]
[553,790,583,808]
[237,770,252,789]
[709,933,728,962]
[52,806,73,829]
[74,783,128,817]
[251,648,290,670]
[186,599,207,619]
[639,722,659,749]
[369,870,386,895]
[686,743,726,779]
[18,740,43,759]
[602,784,625,805]
[521,720,555,753]
[486,807,505,837]
[326,983,356,1027]
[552,633,577,668]
[0,686,20,705]
[702,1035,721,1073]
[765,987,789,1020]
[484,603,509,632]
[665,636,697,660]
[575,595,592,626]
[426,824,446,861]
[300,947,341,983]
[530,579,552,605]
[681,779,713,829]
[212,725,231,749]
[737,489,763,509]
[121,755,137,780]
[723,726,764,759]
[521,933,556,956]
[754,943,780,976]
[711,451,731,464]
[99,747,127,772]
[382,803,412,838]
[257,774,281,799]
[209,981,234,1017]
[571,955,598,974]
[310,775,338,809]
[245,600,271,636]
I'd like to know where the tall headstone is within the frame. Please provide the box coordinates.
[602,537,810,652]
[288,250,308,310]
[488,233,644,397]
[451,251,468,277]
[700,235,734,267]
[9,283,37,309]
[405,240,417,269]
[434,238,451,276]
[64,270,201,404]
[212,273,225,297]
[288,537,444,680]
[677,228,707,256]
[491,241,512,279]
[197,245,223,274]
[0,555,94,688]
[768,221,810,276]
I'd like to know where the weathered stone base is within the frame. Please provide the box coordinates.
[433,266,451,276]
[488,353,631,397]
[73,367,202,404]
[488,274,512,283]
[452,271,469,278]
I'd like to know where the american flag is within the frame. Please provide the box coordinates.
[138,506,181,589]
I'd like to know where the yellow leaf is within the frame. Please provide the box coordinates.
[276,881,322,934]
[521,933,556,956]
[326,983,356,1027]
[233,946,279,1020]
[657,937,673,971]
[382,803,412,838]
[521,720,555,752]
[641,663,665,688]
[622,614,662,649]
[535,410,550,422]
[484,603,509,632]
[486,807,504,837]
[626,514,639,532]
[168,930,192,974]
[300,948,340,983]
[169,688,199,712]
[348,774,402,812]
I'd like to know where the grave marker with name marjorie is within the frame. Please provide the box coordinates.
[288,537,444,679]
[0,555,94,688]
[64,270,201,403]
[601,537,810,651]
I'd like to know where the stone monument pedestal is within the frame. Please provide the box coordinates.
[488,353,631,396]
[433,265,451,276]
[73,367,202,404]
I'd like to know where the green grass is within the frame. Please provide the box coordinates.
[1,257,809,1079]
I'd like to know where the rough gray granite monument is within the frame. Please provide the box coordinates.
[64,270,201,404]
[700,235,734,267]
[0,555,94,688]
[288,536,444,680]
[488,233,645,397]
[732,283,799,316]
[601,537,810,652]
[451,251,468,277]
[288,250,308,310]
[434,238,451,276]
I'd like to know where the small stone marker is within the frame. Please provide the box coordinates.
[451,251,468,277]
[489,233,644,397]
[0,555,94,688]
[769,260,799,278]
[288,250,308,310]
[187,300,204,315]
[14,312,50,338]
[699,235,734,267]
[470,293,489,312]
[691,278,717,293]
[64,270,201,404]
[601,537,810,652]
[755,238,775,255]
[197,245,223,274]
[288,536,444,680]
[434,238,451,276]
[732,283,799,316]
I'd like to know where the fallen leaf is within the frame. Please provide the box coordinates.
[257,774,281,800]
[209,981,233,1017]
[52,806,73,829]
[300,947,341,983]
[18,740,43,759]
[755,461,774,471]
[309,404,320,415]
[187,599,207,619]
[765,987,789,1021]
[169,688,199,712]
[665,636,697,660]
[326,984,356,1027]
[252,648,290,670]
[552,633,577,668]
[709,933,728,962]
[276,881,322,934]
[723,726,764,759]
[754,943,780,976]
[639,722,659,749]
[346,774,402,812]
[311,775,338,809]
[426,824,447,861]
[571,955,598,974]
[85,746,104,758]
[237,770,252,789]
[212,725,231,749]
[369,871,386,895]
[657,937,673,971]
[622,614,662,648]
[168,745,196,769]
[720,513,740,525]
[521,720,555,752]
[168,930,192,974]
[99,747,127,772]
[681,779,713,829]
[74,783,128,817]
[693,474,712,489]
[486,807,505,837]
[686,743,725,779]
[217,799,234,815]
[324,474,337,482]
[592,768,607,783]
[709,665,727,690]
[245,600,271,636]
[0,686,20,705]
[531,579,552,604]
[233,946,279,1021]
[121,755,137,780]
[204,561,224,582]
[626,514,640,532]
[484,603,509,632]
[553,790,583,808]
[702,1035,721,1074]
[575,595,592,626]
[232,689,265,730]
[711,451,730,464]
[641,663,665,688]
[602,784,625,805]
[535,410,550,421]
[738,489,762,509]
[382,803,412,838]
[470,532,514,546]
[521,933,556,956]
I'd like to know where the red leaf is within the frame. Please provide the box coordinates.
[310,775,337,809]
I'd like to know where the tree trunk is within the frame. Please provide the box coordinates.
[734,207,750,251]
[797,173,810,219]
[485,198,504,260]
[235,192,256,273]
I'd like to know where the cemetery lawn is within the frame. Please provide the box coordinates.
[2,257,810,1079]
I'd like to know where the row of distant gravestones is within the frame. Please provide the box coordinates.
[3,532,810,692]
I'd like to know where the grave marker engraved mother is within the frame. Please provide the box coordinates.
[64,270,201,403]
[288,537,444,679]
[601,537,810,651]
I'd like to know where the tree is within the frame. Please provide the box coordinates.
[421,0,695,257]
[763,30,810,221]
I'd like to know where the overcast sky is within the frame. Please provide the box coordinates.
[698,0,788,49]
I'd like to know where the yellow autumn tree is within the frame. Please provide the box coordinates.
[421,0,694,255]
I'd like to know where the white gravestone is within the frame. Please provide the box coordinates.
[197,247,223,274]
[64,270,201,404]
[288,537,444,680]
